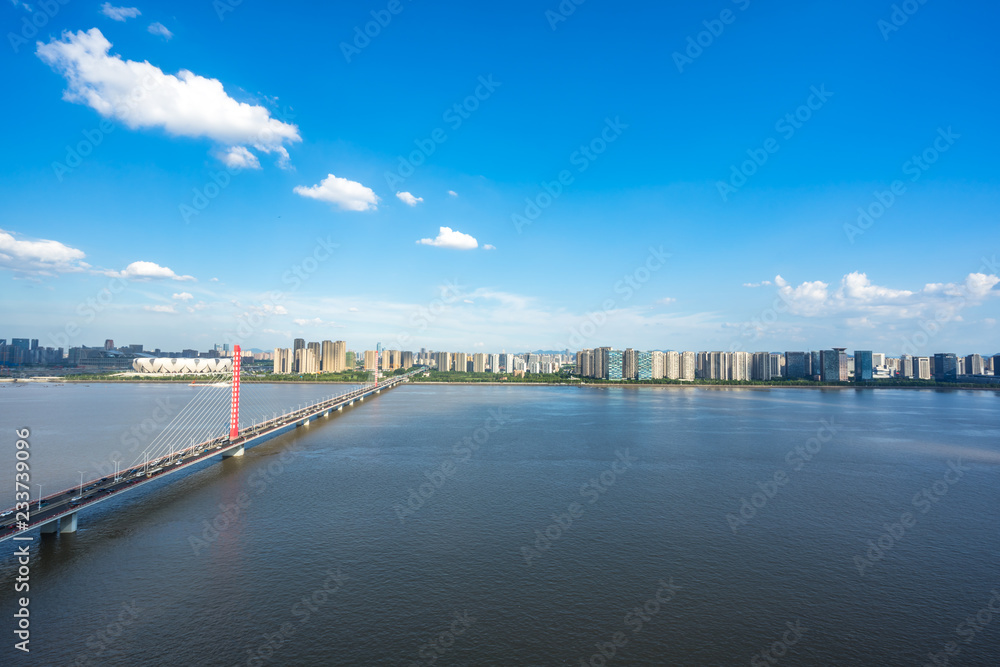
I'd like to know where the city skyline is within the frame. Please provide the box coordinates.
[2,2,998,354]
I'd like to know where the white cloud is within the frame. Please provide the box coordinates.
[100,4,140,21]
[147,22,173,40]
[743,280,772,288]
[395,191,423,206]
[0,228,90,276]
[774,271,1000,322]
[293,174,379,211]
[210,277,219,282]
[417,227,478,250]
[36,29,300,167]
[348,307,359,312]
[483,244,496,251]
[448,190,458,197]
[656,297,676,305]
[111,260,195,281]
[218,145,260,170]
[172,292,194,301]
[292,317,345,328]
[144,304,176,313]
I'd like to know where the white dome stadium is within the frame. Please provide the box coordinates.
[132,358,234,374]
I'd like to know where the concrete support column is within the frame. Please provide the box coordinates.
[40,519,58,535]
[59,512,78,533]
[222,445,244,458]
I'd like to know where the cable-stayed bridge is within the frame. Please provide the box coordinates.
[1,346,421,542]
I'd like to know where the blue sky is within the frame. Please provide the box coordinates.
[2,0,998,355]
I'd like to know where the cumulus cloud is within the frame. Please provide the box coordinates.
[417,227,478,250]
[147,22,172,39]
[111,260,195,281]
[483,244,496,251]
[0,228,90,276]
[218,145,260,170]
[774,271,999,321]
[448,190,458,197]
[396,191,423,206]
[36,29,300,167]
[100,4,140,21]
[144,304,175,313]
[294,174,379,211]
[743,280,772,288]
[172,292,194,301]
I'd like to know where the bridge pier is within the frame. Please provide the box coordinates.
[40,519,58,535]
[338,405,343,411]
[59,512,78,533]
[222,445,244,458]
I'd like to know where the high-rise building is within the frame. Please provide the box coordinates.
[820,350,841,382]
[994,354,1000,377]
[680,351,695,380]
[607,350,623,380]
[785,352,807,379]
[769,353,784,379]
[810,351,821,379]
[273,348,294,374]
[872,353,886,367]
[933,353,957,381]
[622,348,637,380]
[914,357,931,380]
[752,352,771,381]
[964,354,984,376]
[438,351,452,372]
[488,353,500,372]
[899,354,913,378]
[295,347,318,374]
[637,351,652,380]
[104,339,115,350]
[402,351,415,369]
[364,350,378,371]
[663,351,678,380]
[454,352,469,373]
[651,351,665,379]
[473,353,487,373]
[594,347,609,380]
[307,342,321,369]
[854,350,873,381]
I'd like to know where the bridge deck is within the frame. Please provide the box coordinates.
[0,371,420,542]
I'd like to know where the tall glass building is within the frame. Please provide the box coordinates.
[637,351,652,380]
[607,350,623,380]
[785,351,807,379]
[933,353,957,381]
[854,350,873,381]
[820,350,841,382]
